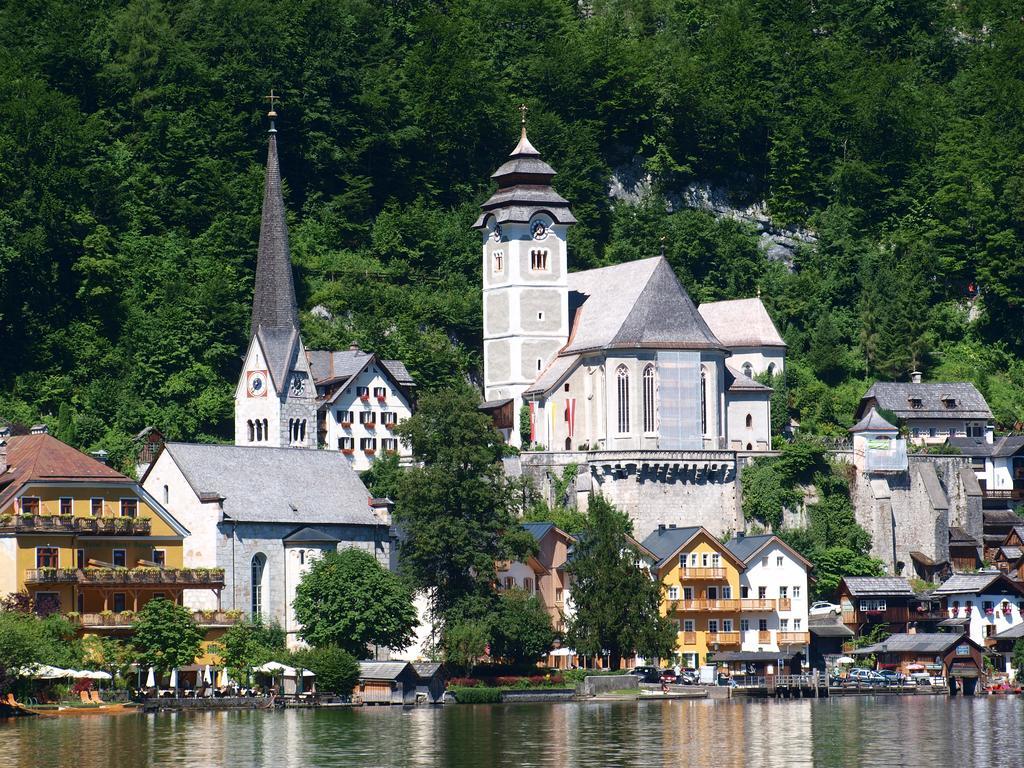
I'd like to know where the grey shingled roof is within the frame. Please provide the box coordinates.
[474,129,576,227]
[725,365,772,393]
[359,661,411,680]
[933,572,1016,595]
[842,577,914,596]
[985,510,1024,525]
[995,623,1024,640]
[849,407,898,434]
[711,651,799,662]
[697,297,786,348]
[561,257,726,356]
[1000,546,1023,560]
[640,526,702,567]
[163,443,383,526]
[949,435,1024,458]
[948,526,979,546]
[723,534,775,562]
[524,354,579,397]
[808,616,855,638]
[858,381,992,420]
[522,522,555,541]
[852,633,965,655]
[306,349,416,394]
[411,662,443,678]
[250,130,301,396]
[282,526,341,543]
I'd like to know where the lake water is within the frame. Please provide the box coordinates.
[4,696,1023,768]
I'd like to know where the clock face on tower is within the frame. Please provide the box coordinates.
[290,372,307,396]
[247,370,268,398]
[531,219,548,240]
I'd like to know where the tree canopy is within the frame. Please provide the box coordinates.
[293,548,418,657]
[130,599,202,675]
[1,0,1023,469]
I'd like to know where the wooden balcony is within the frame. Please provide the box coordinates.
[706,632,741,646]
[1,515,151,536]
[681,631,697,645]
[678,567,727,580]
[25,567,224,587]
[778,632,810,645]
[741,599,777,611]
[676,599,740,612]
[758,630,771,644]
[70,610,243,628]
[778,598,792,611]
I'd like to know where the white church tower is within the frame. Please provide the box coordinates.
[234,100,317,449]
[474,109,576,446]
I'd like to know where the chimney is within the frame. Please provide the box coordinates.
[737,531,745,540]
[658,524,666,532]
[910,371,922,384]
[91,449,109,465]
[349,342,360,352]
[30,423,48,435]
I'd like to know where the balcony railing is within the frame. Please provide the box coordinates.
[678,567,727,580]
[26,567,224,587]
[741,599,777,611]
[778,632,810,645]
[69,610,242,628]
[758,630,771,644]
[1,514,151,536]
[676,599,740,612]
[706,632,741,646]
[681,631,697,645]
[778,598,792,611]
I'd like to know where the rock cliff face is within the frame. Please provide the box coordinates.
[608,164,817,269]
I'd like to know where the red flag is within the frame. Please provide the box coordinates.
[529,402,536,442]
[565,398,576,438]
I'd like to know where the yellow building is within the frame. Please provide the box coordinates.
[641,525,747,669]
[0,430,230,660]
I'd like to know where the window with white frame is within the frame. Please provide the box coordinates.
[59,498,72,515]
[700,368,708,435]
[793,618,802,630]
[360,438,377,452]
[780,618,789,630]
[722,619,733,632]
[740,619,749,632]
[722,586,732,599]
[642,364,656,432]
[708,620,719,633]
[251,553,267,618]
[21,497,40,515]
[668,586,679,600]
[339,437,355,451]
[683,587,693,600]
[683,619,695,632]
[381,438,399,452]
[359,411,377,426]
[779,586,788,599]
[711,554,720,568]
[336,410,354,425]
[776,556,784,567]
[616,365,630,433]
[793,585,801,598]
[120,498,138,518]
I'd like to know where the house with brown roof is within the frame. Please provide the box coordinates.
[992,525,1024,581]
[837,577,946,635]
[0,428,227,661]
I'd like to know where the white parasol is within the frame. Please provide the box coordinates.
[145,667,156,688]
[169,668,178,689]
[835,657,856,665]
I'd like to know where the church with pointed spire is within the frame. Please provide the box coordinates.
[234,107,416,469]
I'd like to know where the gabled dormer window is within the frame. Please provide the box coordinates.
[909,398,923,409]
[942,397,957,409]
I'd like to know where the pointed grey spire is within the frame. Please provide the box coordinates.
[250,129,299,337]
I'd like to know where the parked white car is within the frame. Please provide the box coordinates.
[809,601,841,616]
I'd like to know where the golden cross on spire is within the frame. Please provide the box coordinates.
[519,103,528,125]
[265,89,281,117]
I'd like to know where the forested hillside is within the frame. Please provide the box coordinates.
[1,0,1022,471]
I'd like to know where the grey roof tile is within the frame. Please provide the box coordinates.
[164,443,383,526]
[933,573,1012,595]
[359,661,411,680]
[859,381,992,420]
[723,534,775,562]
[640,526,702,567]
[853,633,964,655]
[849,407,898,433]
[697,297,786,348]
[725,365,772,393]
[842,577,915,596]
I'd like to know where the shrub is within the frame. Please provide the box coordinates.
[290,646,359,695]
[450,686,501,704]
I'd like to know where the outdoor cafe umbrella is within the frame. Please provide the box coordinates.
[169,668,178,690]
[835,657,856,665]
[145,667,156,688]
[907,663,926,671]
[203,665,213,687]
[15,664,74,679]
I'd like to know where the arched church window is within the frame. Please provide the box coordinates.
[746,413,753,428]
[493,250,504,274]
[742,362,753,378]
[530,249,548,271]
[700,368,708,436]
[251,553,267,618]
[254,419,263,442]
[642,364,656,433]
[767,362,776,376]
[616,365,630,434]
[300,420,306,442]
[247,420,254,442]
[262,419,268,441]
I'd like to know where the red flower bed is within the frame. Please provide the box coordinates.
[448,677,480,688]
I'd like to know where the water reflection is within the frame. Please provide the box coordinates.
[4,697,1024,768]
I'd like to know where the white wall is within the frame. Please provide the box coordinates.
[141,451,220,611]
[727,347,785,378]
[738,542,809,654]
[726,392,771,451]
[323,364,414,472]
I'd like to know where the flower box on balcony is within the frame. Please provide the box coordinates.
[385,423,397,431]
[363,449,376,455]
[340,421,352,428]
[363,422,376,429]
[359,394,370,402]
[342,448,355,455]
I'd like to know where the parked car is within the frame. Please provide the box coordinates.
[659,669,678,684]
[847,668,884,686]
[627,666,662,684]
[809,601,841,616]
[678,669,699,686]
[878,670,906,686]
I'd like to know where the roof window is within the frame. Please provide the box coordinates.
[942,397,957,409]
[909,398,923,409]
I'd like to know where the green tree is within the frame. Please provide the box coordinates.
[442,620,490,676]
[217,618,287,680]
[289,646,360,695]
[293,548,417,658]
[565,496,676,669]
[489,589,556,666]
[360,451,403,501]
[131,599,202,675]
[394,384,535,630]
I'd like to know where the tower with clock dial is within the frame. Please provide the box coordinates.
[234,116,317,449]
[474,112,576,447]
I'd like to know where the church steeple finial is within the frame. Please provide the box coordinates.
[250,98,299,340]
[265,89,281,133]
[519,103,528,140]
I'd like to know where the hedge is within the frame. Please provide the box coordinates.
[449,686,502,704]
